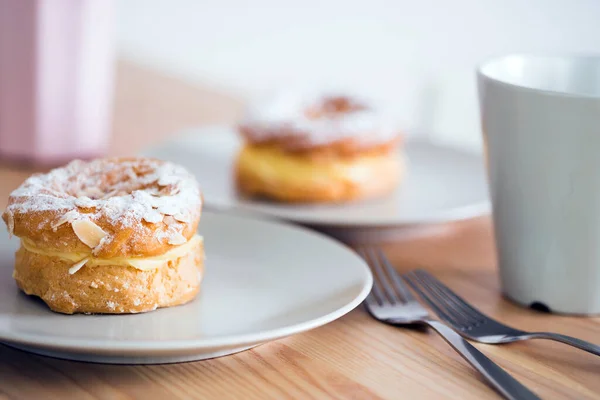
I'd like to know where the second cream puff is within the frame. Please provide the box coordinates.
[236,93,405,203]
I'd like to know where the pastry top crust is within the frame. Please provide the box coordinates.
[2,157,202,258]
[238,92,403,157]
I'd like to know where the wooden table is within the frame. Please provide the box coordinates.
[0,62,598,400]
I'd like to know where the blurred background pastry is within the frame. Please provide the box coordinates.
[235,92,404,203]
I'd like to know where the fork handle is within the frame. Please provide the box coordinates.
[424,320,540,400]
[527,332,600,356]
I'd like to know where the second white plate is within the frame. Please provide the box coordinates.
[142,126,490,227]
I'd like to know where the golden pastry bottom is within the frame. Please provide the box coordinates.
[13,239,204,314]
[235,144,404,203]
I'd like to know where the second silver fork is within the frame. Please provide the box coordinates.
[405,269,600,356]
[360,248,540,400]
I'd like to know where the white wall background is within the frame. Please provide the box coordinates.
[115,0,600,152]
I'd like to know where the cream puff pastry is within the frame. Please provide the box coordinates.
[235,93,404,203]
[2,157,204,314]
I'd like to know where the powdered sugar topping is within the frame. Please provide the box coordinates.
[5,158,202,250]
[143,210,164,224]
[240,91,401,147]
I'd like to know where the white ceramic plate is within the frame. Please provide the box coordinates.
[0,211,371,364]
[141,126,490,227]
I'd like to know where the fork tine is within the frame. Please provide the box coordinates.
[414,270,485,324]
[404,271,463,326]
[357,248,386,305]
[408,270,472,327]
[375,249,415,302]
[360,247,400,304]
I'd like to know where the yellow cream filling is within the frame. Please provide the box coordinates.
[238,144,400,185]
[20,235,203,274]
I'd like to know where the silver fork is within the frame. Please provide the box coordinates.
[405,269,600,356]
[359,248,540,400]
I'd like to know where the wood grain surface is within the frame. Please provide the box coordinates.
[0,62,598,400]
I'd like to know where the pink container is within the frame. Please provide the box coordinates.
[0,0,115,165]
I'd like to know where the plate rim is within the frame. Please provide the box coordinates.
[0,210,372,355]
[141,125,491,227]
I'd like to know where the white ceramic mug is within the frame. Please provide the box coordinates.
[478,54,600,315]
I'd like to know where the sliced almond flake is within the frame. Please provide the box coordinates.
[168,232,187,245]
[158,204,178,216]
[51,210,79,231]
[69,257,89,274]
[6,211,14,238]
[143,210,164,224]
[173,213,190,223]
[163,216,178,226]
[128,258,166,270]
[71,219,108,248]
[74,196,95,208]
